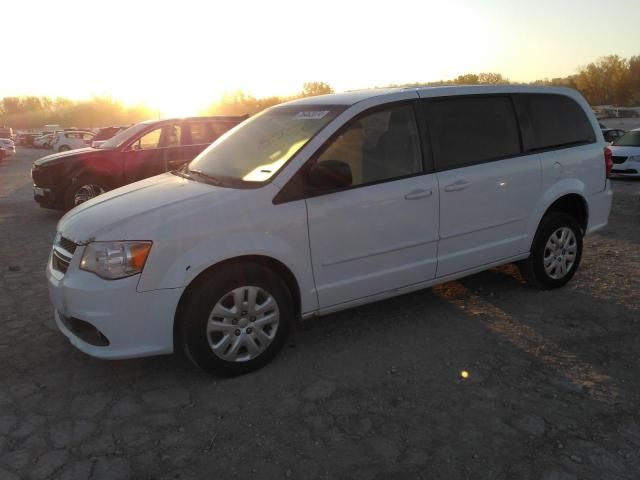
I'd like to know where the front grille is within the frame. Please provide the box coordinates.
[51,234,77,274]
[52,249,71,273]
[611,169,638,174]
[58,236,77,255]
[611,156,627,165]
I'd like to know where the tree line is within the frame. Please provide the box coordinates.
[2,54,639,129]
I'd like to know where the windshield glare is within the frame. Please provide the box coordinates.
[612,131,640,147]
[98,123,151,149]
[188,105,345,183]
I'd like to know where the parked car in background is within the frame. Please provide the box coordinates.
[0,138,16,160]
[0,126,14,140]
[602,128,626,143]
[91,125,129,148]
[616,108,640,118]
[33,133,55,149]
[32,115,247,210]
[608,128,640,177]
[44,86,612,376]
[15,133,30,145]
[51,130,95,152]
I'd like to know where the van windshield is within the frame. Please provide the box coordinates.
[188,105,345,184]
[612,131,640,147]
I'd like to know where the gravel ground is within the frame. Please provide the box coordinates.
[1,147,639,480]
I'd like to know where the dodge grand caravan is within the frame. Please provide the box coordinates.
[31,115,247,210]
[47,86,613,376]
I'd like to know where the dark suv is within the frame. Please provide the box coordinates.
[32,115,247,210]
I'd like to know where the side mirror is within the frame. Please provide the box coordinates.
[308,160,352,190]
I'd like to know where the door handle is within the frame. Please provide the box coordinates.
[404,188,433,200]
[444,180,471,192]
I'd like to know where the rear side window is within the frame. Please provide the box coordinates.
[189,122,215,144]
[514,94,595,151]
[424,96,521,170]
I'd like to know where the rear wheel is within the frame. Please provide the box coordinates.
[519,212,583,289]
[64,175,110,210]
[179,263,292,376]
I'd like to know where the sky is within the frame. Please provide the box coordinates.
[3,0,640,116]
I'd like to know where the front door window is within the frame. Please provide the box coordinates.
[132,128,162,151]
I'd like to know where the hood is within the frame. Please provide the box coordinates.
[33,147,100,166]
[57,172,245,243]
[608,145,640,157]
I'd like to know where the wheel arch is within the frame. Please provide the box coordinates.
[173,254,302,349]
[526,178,590,252]
[543,193,588,233]
[65,165,118,192]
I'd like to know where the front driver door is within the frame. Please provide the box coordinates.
[123,126,166,183]
[304,102,439,308]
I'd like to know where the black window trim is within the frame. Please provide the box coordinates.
[273,99,432,204]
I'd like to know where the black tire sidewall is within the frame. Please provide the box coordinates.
[64,175,110,211]
[181,264,293,377]
[528,212,583,289]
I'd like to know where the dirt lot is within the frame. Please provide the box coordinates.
[1,147,639,480]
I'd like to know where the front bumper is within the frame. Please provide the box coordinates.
[33,184,63,209]
[610,159,640,177]
[47,247,183,359]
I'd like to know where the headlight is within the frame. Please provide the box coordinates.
[628,155,640,163]
[80,241,152,280]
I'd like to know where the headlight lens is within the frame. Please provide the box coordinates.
[628,155,640,163]
[80,241,152,280]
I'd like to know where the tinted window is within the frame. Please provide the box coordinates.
[425,96,521,170]
[187,122,235,145]
[514,94,595,151]
[314,104,422,187]
[188,122,214,144]
[612,131,640,147]
[211,122,235,138]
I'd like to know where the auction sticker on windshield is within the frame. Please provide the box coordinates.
[294,111,329,120]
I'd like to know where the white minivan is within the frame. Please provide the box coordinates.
[47,86,613,376]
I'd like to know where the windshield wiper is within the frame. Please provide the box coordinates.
[171,164,195,180]
[188,168,225,186]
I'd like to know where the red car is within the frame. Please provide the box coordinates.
[31,115,247,210]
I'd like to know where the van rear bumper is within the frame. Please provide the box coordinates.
[586,181,613,235]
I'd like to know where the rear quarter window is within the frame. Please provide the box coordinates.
[514,94,595,152]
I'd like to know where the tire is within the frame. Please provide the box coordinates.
[519,212,583,290]
[179,263,293,376]
[58,145,70,152]
[64,175,111,210]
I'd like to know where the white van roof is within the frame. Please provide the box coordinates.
[281,85,584,107]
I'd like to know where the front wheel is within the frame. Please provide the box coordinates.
[519,212,583,289]
[64,176,110,210]
[58,145,71,152]
[180,264,293,376]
